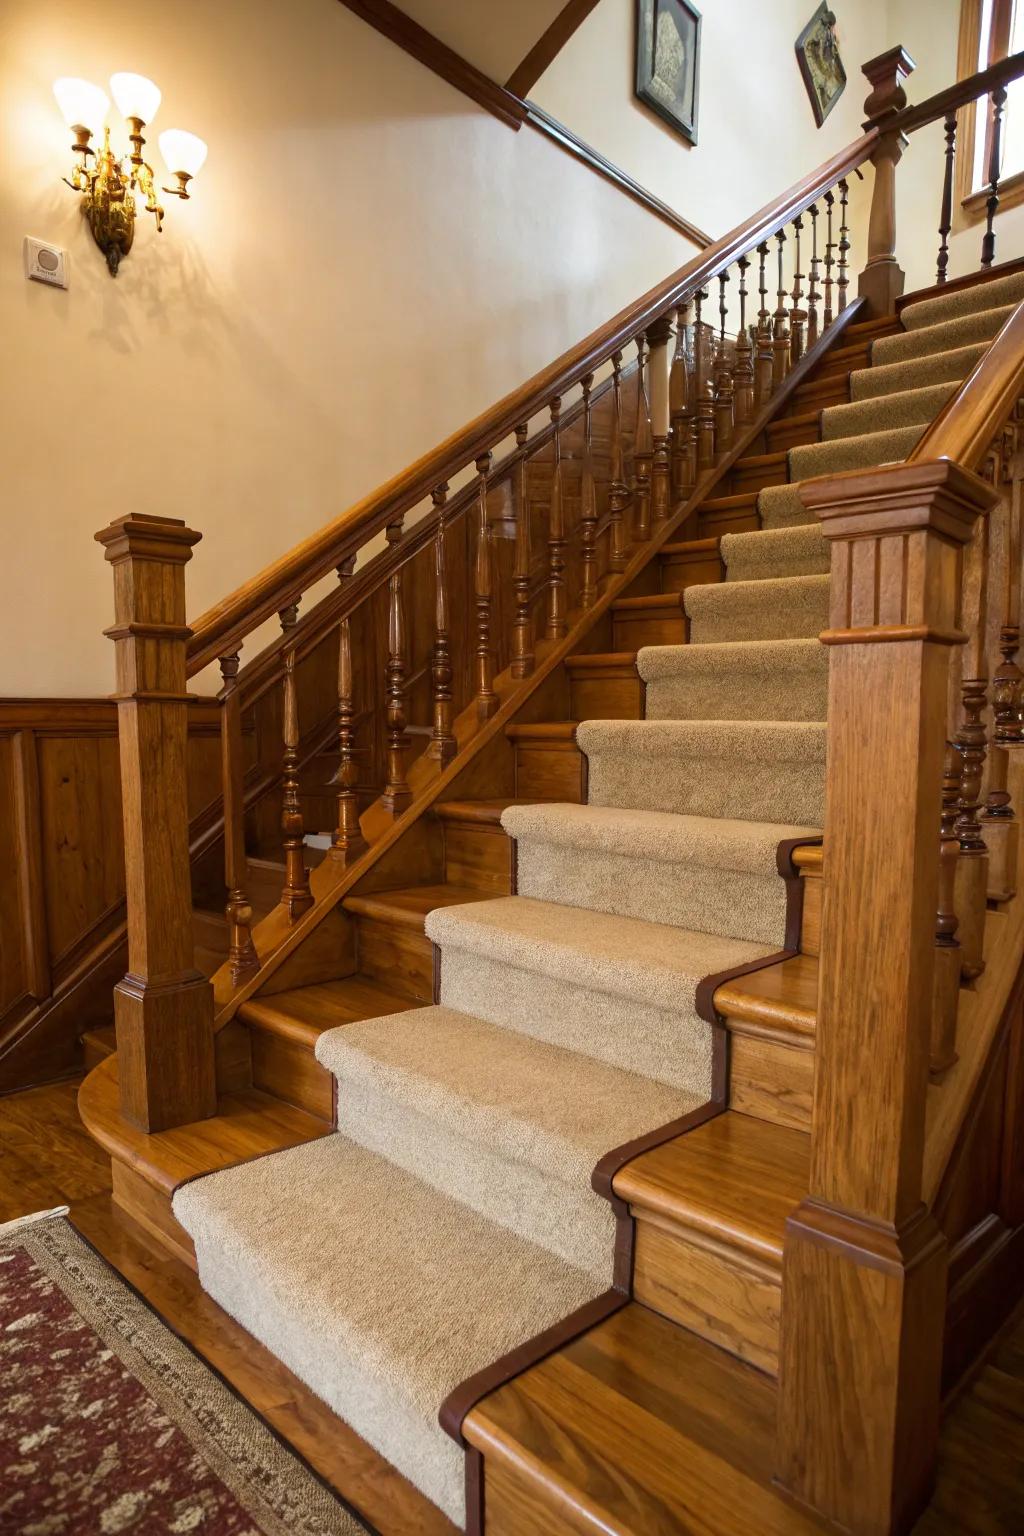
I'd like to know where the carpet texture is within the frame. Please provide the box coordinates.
[1,1211,367,1536]
[173,268,1021,1532]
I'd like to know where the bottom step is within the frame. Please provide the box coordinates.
[173,1133,604,1529]
[466,1304,832,1535]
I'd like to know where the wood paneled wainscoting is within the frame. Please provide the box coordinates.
[0,700,223,1093]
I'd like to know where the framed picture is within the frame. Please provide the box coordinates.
[635,0,701,147]
[795,4,847,127]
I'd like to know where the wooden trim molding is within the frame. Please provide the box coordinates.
[335,0,527,129]
[505,0,602,98]
[523,103,712,248]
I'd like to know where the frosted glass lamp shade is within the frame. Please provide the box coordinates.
[110,72,162,124]
[53,78,109,134]
[159,130,207,179]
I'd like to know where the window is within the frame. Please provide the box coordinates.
[958,0,1024,220]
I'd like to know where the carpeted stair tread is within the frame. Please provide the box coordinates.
[754,424,926,529]
[173,1135,601,1526]
[503,802,818,944]
[427,900,733,1092]
[318,1005,698,1193]
[820,380,957,440]
[898,268,1024,330]
[578,718,826,825]
[685,572,830,643]
[721,524,827,581]
[427,893,772,1028]
[639,638,828,722]
[849,341,987,401]
[871,302,1018,366]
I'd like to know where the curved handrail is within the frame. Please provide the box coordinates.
[909,297,1024,471]
[186,128,878,675]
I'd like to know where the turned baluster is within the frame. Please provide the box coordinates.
[580,373,600,601]
[823,189,836,329]
[337,554,356,582]
[932,742,963,1076]
[331,616,367,863]
[953,677,990,978]
[983,446,1024,899]
[713,272,734,463]
[790,217,806,363]
[647,317,673,522]
[733,258,755,428]
[632,337,654,542]
[428,482,458,765]
[772,229,790,388]
[807,203,821,347]
[280,650,313,919]
[544,403,569,638]
[837,178,851,314]
[279,599,300,632]
[754,243,774,407]
[669,301,695,499]
[936,112,957,284]
[694,289,715,472]
[381,570,411,815]
[982,86,1007,268]
[511,424,535,676]
[608,351,630,573]
[474,451,499,714]
[385,514,404,547]
[219,652,258,984]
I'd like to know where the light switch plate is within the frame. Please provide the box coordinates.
[25,237,69,289]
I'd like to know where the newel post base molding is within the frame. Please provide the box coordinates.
[775,460,997,1534]
[858,45,915,317]
[95,513,217,1133]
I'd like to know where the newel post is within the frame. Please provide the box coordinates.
[776,461,996,1534]
[95,514,217,1133]
[858,46,915,317]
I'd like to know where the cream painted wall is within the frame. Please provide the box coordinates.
[392,0,568,84]
[530,0,888,251]
[0,0,689,696]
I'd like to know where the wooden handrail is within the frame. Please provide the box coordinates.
[909,296,1024,470]
[892,50,1024,136]
[186,128,877,674]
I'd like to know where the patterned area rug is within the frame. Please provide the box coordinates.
[0,1210,371,1536]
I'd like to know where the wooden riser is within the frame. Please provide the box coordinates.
[566,655,645,721]
[765,410,821,453]
[507,723,587,802]
[611,592,689,650]
[658,536,724,595]
[615,1113,810,1376]
[727,450,788,496]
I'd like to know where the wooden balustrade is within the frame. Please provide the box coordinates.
[579,375,600,604]
[607,352,630,573]
[789,215,806,363]
[772,230,790,388]
[669,302,693,501]
[632,338,654,541]
[932,741,964,1077]
[712,275,734,463]
[859,47,915,316]
[474,452,499,716]
[544,409,568,641]
[982,85,1007,269]
[219,652,259,983]
[511,426,536,675]
[381,570,411,815]
[734,259,754,427]
[332,616,367,864]
[428,481,458,764]
[280,651,313,919]
[937,112,957,284]
[647,318,673,521]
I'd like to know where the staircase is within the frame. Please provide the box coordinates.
[79,47,1024,1536]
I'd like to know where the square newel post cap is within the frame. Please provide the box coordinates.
[862,45,916,126]
[799,459,998,544]
[95,513,203,565]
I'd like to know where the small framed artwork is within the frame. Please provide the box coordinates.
[795,4,847,127]
[635,0,701,147]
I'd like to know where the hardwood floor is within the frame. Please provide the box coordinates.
[0,1079,456,1536]
[2,1078,1021,1535]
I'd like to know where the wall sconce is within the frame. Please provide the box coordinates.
[53,73,207,276]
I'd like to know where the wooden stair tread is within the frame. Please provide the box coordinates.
[732,449,788,471]
[240,975,414,1044]
[434,798,527,825]
[506,721,579,741]
[565,651,639,671]
[715,953,818,1038]
[660,536,722,556]
[611,592,687,613]
[699,491,760,514]
[465,1303,832,1534]
[78,1055,327,1198]
[342,882,486,928]
[615,1111,810,1265]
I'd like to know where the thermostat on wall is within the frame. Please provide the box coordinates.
[24,237,69,289]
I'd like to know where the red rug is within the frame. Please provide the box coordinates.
[0,1211,370,1536]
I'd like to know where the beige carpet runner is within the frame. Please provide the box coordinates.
[174,269,1024,1528]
